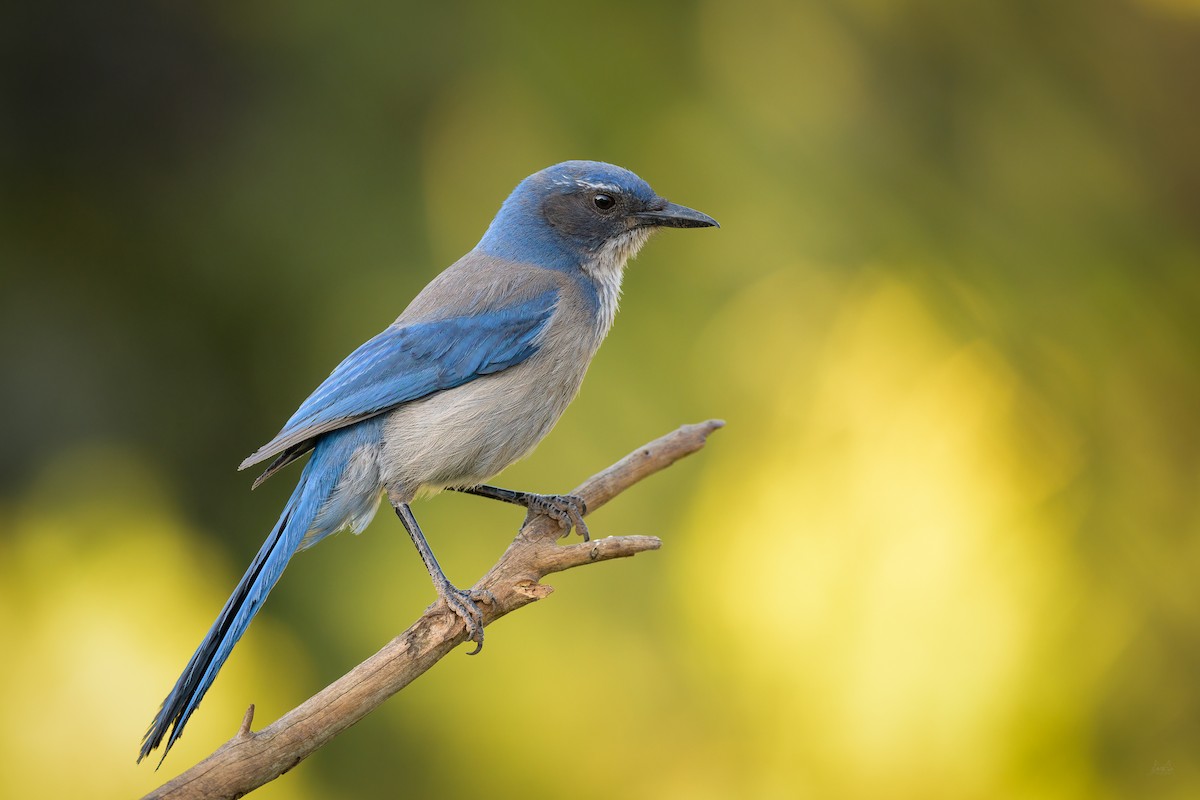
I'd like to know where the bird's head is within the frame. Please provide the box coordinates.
[477,160,718,275]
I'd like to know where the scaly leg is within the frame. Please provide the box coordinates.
[392,500,491,654]
[451,484,590,541]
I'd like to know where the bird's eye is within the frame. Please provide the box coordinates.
[592,193,615,211]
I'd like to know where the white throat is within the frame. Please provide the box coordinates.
[580,227,655,339]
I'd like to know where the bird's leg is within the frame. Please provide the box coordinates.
[391,500,491,654]
[451,484,590,541]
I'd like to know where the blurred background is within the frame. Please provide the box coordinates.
[2,0,1198,797]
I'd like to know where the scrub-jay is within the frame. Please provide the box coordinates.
[139,160,717,762]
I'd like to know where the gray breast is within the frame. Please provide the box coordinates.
[378,266,608,500]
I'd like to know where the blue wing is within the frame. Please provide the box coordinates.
[240,288,559,483]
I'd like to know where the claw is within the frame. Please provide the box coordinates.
[529,494,590,541]
[436,582,491,654]
[451,485,591,540]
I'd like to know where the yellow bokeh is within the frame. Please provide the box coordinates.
[0,450,319,799]
[3,1,1198,797]
[673,274,1131,798]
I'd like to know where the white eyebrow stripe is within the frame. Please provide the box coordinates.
[574,179,622,193]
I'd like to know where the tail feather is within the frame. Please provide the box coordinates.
[138,424,374,764]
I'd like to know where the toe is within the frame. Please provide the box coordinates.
[438,585,487,654]
[469,587,496,606]
[529,494,590,540]
[574,515,590,542]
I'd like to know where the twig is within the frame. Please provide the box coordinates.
[236,705,255,740]
[143,419,724,800]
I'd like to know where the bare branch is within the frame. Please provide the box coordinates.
[143,420,724,800]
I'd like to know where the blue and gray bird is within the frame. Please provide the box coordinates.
[138,160,717,762]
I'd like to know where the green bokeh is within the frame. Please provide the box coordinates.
[2,1,1198,797]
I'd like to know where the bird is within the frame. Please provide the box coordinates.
[138,159,718,763]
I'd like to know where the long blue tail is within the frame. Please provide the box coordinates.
[139,424,377,763]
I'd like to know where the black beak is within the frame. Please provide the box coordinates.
[634,200,720,229]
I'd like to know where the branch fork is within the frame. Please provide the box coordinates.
[145,419,724,800]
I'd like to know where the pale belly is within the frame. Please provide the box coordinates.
[377,350,591,500]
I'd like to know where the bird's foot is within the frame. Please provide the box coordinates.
[526,493,590,541]
[450,485,590,540]
[434,580,494,655]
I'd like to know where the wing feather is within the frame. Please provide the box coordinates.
[240,288,559,480]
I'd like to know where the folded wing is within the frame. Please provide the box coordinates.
[241,288,559,484]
